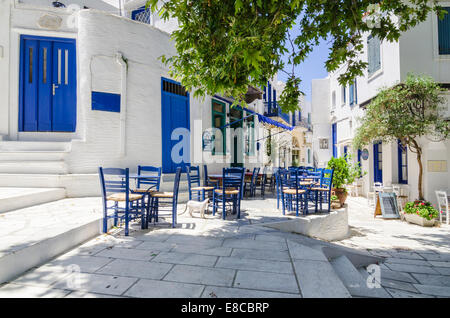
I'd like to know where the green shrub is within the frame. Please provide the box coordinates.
[404,201,439,221]
[326,154,363,190]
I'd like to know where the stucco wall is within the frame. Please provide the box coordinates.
[0,0,11,136]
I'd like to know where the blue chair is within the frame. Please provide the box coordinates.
[203,165,220,188]
[275,168,288,209]
[131,166,162,226]
[244,167,260,197]
[255,166,267,198]
[310,169,334,213]
[187,166,215,201]
[149,167,182,228]
[212,168,245,220]
[280,168,308,216]
[99,167,145,236]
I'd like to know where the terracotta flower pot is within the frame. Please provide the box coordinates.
[332,188,348,205]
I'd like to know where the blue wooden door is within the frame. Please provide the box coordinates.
[19,35,76,132]
[332,123,337,158]
[161,78,190,173]
[373,141,383,183]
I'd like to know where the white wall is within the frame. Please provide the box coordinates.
[311,77,332,167]
[0,0,12,136]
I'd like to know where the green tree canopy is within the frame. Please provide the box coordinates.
[353,74,450,200]
[146,0,445,112]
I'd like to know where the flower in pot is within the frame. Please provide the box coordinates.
[331,195,341,209]
[403,201,439,227]
[327,154,363,205]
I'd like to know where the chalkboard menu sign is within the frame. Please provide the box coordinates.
[374,193,400,219]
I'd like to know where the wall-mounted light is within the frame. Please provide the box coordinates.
[52,1,66,8]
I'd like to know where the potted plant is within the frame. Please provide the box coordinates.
[327,154,363,205]
[403,201,439,227]
[330,195,341,209]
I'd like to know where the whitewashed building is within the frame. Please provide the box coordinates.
[0,0,274,198]
[311,7,450,204]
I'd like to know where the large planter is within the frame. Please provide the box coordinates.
[403,213,436,227]
[332,188,348,205]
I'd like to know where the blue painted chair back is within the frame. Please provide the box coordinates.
[321,169,334,189]
[99,167,129,198]
[223,167,245,196]
[251,167,260,184]
[187,166,201,188]
[137,166,161,191]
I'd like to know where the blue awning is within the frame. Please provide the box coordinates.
[236,106,293,131]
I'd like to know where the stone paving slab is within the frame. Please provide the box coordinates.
[233,270,299,294]
[152,252,218,267]
[386,287,434,298]
[380,278,419,294]
[96,259,173,280]
[124,279,204,298]
[230,247,291,261]
[223,238,287,251]
[215,257,293,274]
[39,255,113,274]
[413,284,450,297]
[95,246,158,261]
[287,240,328,261]
[164,264,235,287]
[52,273,138,296]
[385,257,431,267]
[411,273,450,287]
[170,245,233,257]
[293,259,351,298]
[0,283,70,298]
[202,286,301,298]
[384,263,440,275]
[11,267,71,288]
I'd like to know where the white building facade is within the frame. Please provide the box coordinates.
[312,7,450,204]
[0,0,269,197]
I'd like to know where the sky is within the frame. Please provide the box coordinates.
[278,37,331,102]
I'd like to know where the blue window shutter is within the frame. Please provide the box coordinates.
[438,8,450,55]
[354,80,358,104]
[349,83,354,105]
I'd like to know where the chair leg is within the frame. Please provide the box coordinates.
[212,192,216,216]
[114,202,118,226]
[141,198,146,230]
[103,205,108,233]
[315,191,318,213]
[222,197,226,220]
[295,195,299,217]
[124,203,129,236]
[172,204,176,228]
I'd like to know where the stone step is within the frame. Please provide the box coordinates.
[330,255,390,298]
[0,174,63,188]
[0,161,68,174]
[0,198,108,285]
[0,141,71,152]
[288,240,351,298]
[0,187,66,213]
[0,151,67,161]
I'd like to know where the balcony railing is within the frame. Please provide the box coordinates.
[264,101,290,124]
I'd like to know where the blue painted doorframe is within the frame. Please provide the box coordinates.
[373,141,383,183]
[161,77,190,174]
[19,35,77,132]
[332,123,337,158]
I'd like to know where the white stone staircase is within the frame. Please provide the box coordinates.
[0,141,70,211]
[286,240,390,298]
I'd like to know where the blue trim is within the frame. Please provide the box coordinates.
[131,6,151,24]
[161,77,190,174]
[332,123,337,158]
[373,141,383,183]
[92,91,121,112]
[398,140,408,184]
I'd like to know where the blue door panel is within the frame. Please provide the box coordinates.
[161,78,190,174]
[373,142,383,183]
[19,35,76,132]
[23,39,39,131]
[38,41,52,131]
[52,41,76,132]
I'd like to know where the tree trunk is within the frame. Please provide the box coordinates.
[411,139,424,201]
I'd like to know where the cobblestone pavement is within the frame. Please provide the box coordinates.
[336,196,450,298]
[0,195,449,298]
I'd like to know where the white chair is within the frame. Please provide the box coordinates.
[436,190,449,225]
[393,184,409,212]
[367,182,383,206]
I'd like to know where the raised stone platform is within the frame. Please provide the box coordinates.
[263,205,349,241]
[0,187,66,213]
[0,197,108,284]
